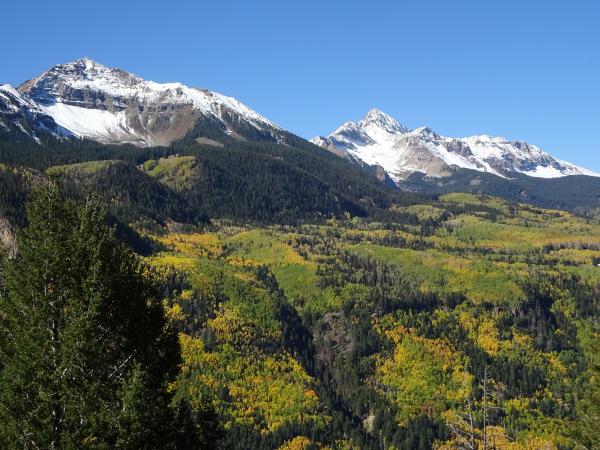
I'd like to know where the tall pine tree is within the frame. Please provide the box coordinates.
[0,184,205,449]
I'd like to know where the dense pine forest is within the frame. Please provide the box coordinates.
[0,134,599,449]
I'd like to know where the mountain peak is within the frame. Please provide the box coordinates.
[13,58,282,147]
[312,113,599,181]
[76,56,98,66]
[358,108,408,134]
[363,108,392,122]
[44,57,120,78]
[412,126,439,140]
[66,57,115,74]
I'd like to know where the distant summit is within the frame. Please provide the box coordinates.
[311,109,599,180]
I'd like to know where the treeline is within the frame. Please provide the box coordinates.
[0,130,425,227]
[0,134,181,170]
[400,166,600,215]
[53,161,206,228]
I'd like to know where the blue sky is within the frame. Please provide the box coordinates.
[2,0,598,170]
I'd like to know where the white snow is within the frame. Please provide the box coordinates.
[0,84,73,140]
[0,84,22,99]
[521,160,600,178]
[312,109,599,180]
[29,58,281,134]
[520,165,568,178]
[1,84,42,112]
[41,102,140,143]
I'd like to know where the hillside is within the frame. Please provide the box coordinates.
[3,128,598,447]
[48,159,203,228]
[140,140,413,223]
[144,193,600,449]
[0,131,419,228]
[399,167,600,216]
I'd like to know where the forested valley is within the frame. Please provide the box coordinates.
[0,135,599,449]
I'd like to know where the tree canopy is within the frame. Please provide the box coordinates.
[0,184,209,449]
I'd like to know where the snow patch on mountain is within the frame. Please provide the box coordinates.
[41,102,138,143]
[1,84,42,114]
[0,84,72,141]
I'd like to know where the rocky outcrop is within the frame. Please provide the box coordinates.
[0,218,17,257]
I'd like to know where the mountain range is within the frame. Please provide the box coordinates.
[1,58,599,216]
[311,109,597,180]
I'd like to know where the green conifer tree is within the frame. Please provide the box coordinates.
[0,184,205,449]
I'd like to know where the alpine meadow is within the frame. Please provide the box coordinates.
[1,2,600,449]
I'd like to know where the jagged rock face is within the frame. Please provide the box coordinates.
[19,60,139,109]
[314,311,355,366]
[16,58,285,147]
[459,135,570,177]
[312,109,599,181]
[0,217,17,257]
[445,139,473,159]
[0,84,70,142]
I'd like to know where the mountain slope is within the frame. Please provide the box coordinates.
[0,130,413,226]
[399,166,600,216]
[312,109,598,181]
[17,58,289,147]
[47,160,203,227]
[140,140,414,223]
[0,84,71,142]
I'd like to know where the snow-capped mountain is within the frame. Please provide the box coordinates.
[3,60,597,183]
[14,58,285,146]
[311,109,599,180]
[0,84,71,142]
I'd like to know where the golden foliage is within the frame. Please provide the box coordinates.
[155,232,222,258]
[436,424,557,450]
[278,436,312,450]
[375,326,471,424]
[178,332,327,433]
